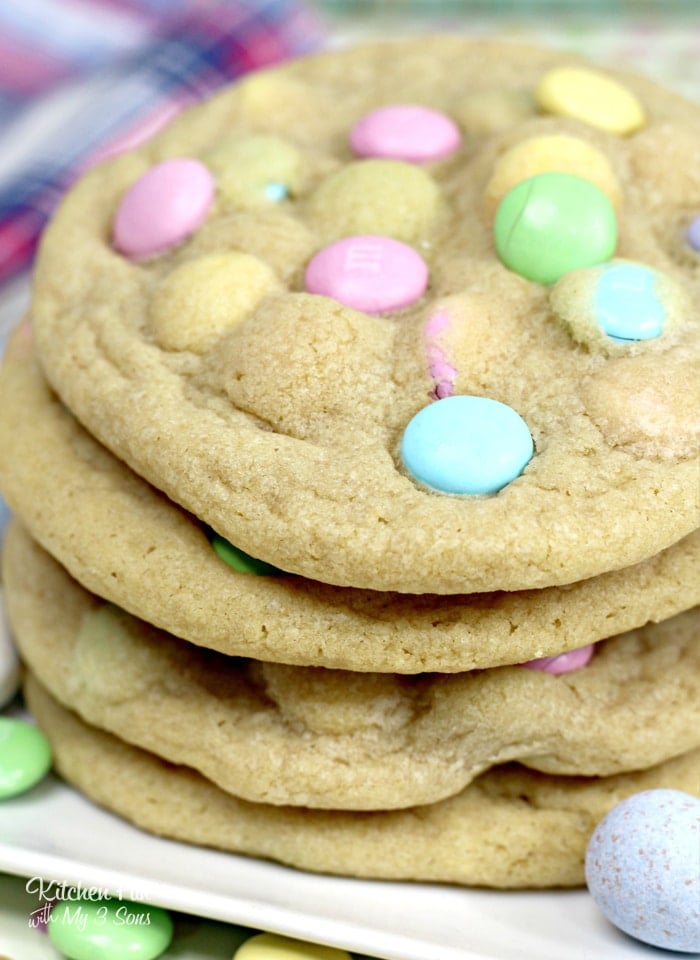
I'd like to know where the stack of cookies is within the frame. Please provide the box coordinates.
[1,36,698,889]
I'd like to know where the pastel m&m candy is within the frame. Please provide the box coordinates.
[0,718,52,798]
[150,252,281,353]
[306,159,441,244]
[536,66,646,136]
[494,172,617,285]
[585,790,700,953]
[350,104,461,163]
[401,395,533,495]
[686,214,700,251]
[594,262,664,341]
[204,134,302,208]
[113,158,214,259]
[211,534,285,576]
[49,898,174,960]
[521,644,594,674]
[234,932,352,960]
[305,235,428,313]
[484,134,621,216]
[550,259,674,352]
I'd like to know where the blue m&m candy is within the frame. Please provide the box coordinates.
[264,181,289,202]
[400,395,533,495]
[594,262,664,341]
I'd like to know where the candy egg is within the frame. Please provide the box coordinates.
[49,897,174,960]
[585,789,700,953]
[0,718,52,799]
[234,931,352,960]
[0,590,20,708]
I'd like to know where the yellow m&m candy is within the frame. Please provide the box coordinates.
[485,134,621,216]
[536,66,646,136]
[150,252,281,353]
[234,932,352,960]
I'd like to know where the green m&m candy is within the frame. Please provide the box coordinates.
[49,897,174,960]
[0,718,52,798]
[210,533,285,576]
[494,171,617,284]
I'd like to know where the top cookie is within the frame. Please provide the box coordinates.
[32,37,700,592]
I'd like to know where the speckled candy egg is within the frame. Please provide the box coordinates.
[585,789,700,953]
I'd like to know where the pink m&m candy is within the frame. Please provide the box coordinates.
[305,235,428,313]
[521,644,595,675]
[113,158,214,259]
[350,105,461,163]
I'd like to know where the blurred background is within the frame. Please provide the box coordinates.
[323,0,700,100]
[1,0,698,307]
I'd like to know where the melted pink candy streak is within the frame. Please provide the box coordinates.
[520,644,595,675]
[424,310,457,399]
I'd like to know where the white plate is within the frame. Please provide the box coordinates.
[0,675,651,959]
[0,774,651,960]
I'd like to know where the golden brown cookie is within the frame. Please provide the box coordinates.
[6,521,699,810]
[30,38,699,594]
[25,673,700,888]
[1,326,697,673]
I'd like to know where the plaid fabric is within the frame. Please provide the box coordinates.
[0,0,324,287]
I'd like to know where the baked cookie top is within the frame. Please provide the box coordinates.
[31,37,700,592]
[2,326,698,672]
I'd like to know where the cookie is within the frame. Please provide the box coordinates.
[30,37,700,594]
[24,673,700,888]
[1,324,698,673]
[6,521,700,810]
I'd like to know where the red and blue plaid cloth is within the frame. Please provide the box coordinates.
[0,0,324,287]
